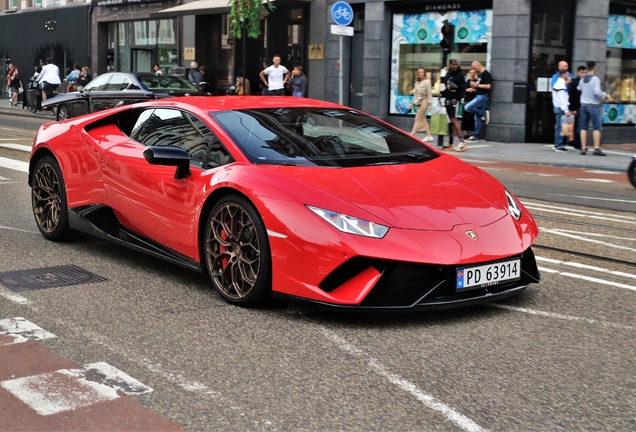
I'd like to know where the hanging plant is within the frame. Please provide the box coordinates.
[229,0,274,39]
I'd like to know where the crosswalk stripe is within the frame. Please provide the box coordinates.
[0,317,56,345]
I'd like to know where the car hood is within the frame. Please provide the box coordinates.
[266,156,508,231]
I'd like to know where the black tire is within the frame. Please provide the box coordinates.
[31,156,71,241]
[203,195,272,306]
[56,104,70,121]
[629,160,636,189]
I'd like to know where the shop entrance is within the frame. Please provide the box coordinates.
[525,1,575,143]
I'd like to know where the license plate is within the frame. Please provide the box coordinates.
[456,259,521,291]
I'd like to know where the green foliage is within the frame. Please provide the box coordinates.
[228,0,274,39]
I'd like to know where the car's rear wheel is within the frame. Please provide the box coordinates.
[56,104,70,121]
[203,195,272,306]
[31,156,70,240]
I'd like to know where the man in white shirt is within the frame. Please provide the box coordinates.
[259,55,290,96]
[36,57,61,101]
[552,70,571,153]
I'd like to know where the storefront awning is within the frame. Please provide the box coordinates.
[152,0,231,17]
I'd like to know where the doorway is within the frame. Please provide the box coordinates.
[525,1,575,143]
[132,49,153,73]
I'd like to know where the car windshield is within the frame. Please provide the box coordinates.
[210,108,438,167]
[139,76,197,91]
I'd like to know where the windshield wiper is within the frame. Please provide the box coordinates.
[404,152,432,161]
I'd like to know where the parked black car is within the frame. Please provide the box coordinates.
[42,72,206,121]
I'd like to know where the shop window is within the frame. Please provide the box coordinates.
[605,14,636,124]
[390,10,492,115]
[116,19,178,73]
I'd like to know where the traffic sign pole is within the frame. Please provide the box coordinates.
[331,1,353,106]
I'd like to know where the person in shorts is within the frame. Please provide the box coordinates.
[577,61,609,156]
[35,57,61,101]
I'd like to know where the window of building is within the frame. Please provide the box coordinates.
[117,19,178,73]
[390,10,492,115]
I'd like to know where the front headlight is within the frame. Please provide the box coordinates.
[307,205,390,238]
[505,189,522,220]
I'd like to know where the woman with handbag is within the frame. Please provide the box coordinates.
[410,68,434,141]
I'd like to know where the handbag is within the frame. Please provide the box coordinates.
[430,113,448,135]
[412,98,421,107]
[429,98,441,115]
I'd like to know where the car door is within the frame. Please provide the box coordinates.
[103,107,232,258]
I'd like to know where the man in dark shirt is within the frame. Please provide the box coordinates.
[464,61,492,142]
[442,59,467,151]
[568,65,586,150]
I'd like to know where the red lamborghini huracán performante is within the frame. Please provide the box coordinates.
[29,97,540,311]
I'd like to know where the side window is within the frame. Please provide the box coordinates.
[131,108,229,169]
[104,74,130,91]
[83,74,110,92]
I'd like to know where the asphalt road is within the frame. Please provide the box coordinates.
[1,121,635,431]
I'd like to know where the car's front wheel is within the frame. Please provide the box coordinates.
[203,195,272,306]
[31,156,70,240]
[56,104,70,121]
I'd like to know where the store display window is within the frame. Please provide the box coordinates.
[390,10,492,115]
[604,12,636,124]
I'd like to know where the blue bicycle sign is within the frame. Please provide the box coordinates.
[331,1,353,26]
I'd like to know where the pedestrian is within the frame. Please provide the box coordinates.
[65,63,80,92]
[289,66,307,97]
[235,70,251,95]
[551,60,573,88]
[552,70,571,152]
[188,61,203,88]
[462,67,477,139]
[409,67,434,142]
[259,60,269,95]
[464,60,491,142]
[77,66,92,91]
[225,75,236,95]
[8,66,23,107]
[578,61,609,156]
[198,66,214,94]
[567,65,586,150]
[153,63,163,75]
[259,55,290,96]
[6,63,15,101]
[35,57,60,101]
[442,59,466,152]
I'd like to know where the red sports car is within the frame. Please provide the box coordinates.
[29,97,540,311]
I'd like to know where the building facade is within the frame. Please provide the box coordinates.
[2,0,636,143]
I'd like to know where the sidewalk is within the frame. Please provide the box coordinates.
[0,96,633,172]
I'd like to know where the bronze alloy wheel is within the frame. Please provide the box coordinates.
[205,197,270,304]
[31,157,69,240]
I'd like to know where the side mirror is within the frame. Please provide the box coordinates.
[143,146,191,179]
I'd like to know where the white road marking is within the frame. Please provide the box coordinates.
[0,156,28,172]
[537,173,562,177]
[1,369,119,416]
[0,126,36,133]
[0,224,40,234]
[463,144,491,149]
[0,143,32,152]
[0,287,30,305]
[584,170,622,175]
[522,201,636,220]
[84,362,153,395]
[489,304,634,331]
[529,209,636,224]
[576,178,614,183]
[0,317,55,345]
[536,256,636,280]
[539,228,636,253]
[321,328,487,432]
[568,195,636,204]
[538,266,636,291]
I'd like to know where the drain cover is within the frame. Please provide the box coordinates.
[0,265,108,292]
